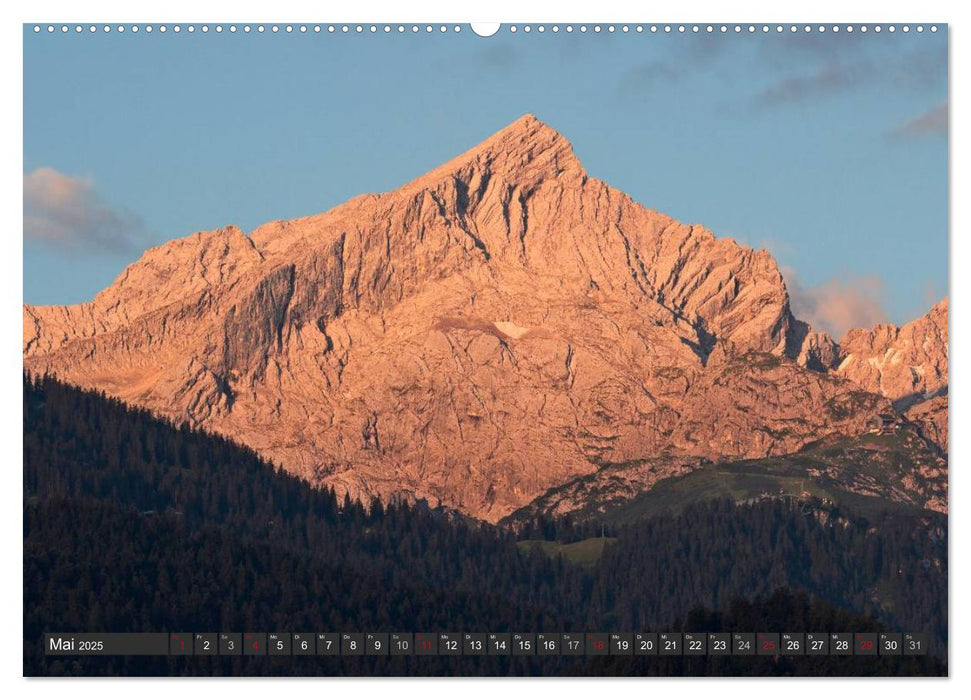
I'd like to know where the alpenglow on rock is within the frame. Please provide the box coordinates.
[23,116,947,521]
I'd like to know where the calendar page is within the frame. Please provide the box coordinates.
[22,17,948,679]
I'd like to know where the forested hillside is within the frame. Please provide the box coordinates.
[24,375,946,676]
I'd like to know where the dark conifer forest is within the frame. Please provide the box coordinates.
[23,374,946,676]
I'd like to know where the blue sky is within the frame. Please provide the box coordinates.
[23,25,947,335]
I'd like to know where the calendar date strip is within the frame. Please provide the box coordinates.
[45,631,927,657]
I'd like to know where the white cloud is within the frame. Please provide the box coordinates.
[783,266,888,338]
[24,167,143,255]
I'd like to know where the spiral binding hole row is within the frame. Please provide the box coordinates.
[31,24,940,35]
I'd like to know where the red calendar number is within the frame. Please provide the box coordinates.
[762,640,776,651]
[858,640,874,651]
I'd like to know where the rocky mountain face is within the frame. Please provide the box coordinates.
[22,116,948,521]
[835,298,947,403]
[834,299,949,452]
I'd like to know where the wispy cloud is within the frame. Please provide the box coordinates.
[619,61,679,91]
[751,45,945,112]
[784,266,888,338]
[753,61,872,108]
[476,42,520,71]
[888,101,948,141]
[618,37,728,95]
[892,45,948,91]
[24,167,143,255]
[756,31,869,67]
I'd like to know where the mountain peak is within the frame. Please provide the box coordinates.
[488,113,557,142]
[473,113,577,167]
[836,296,948,409]
[410,114,582,193]
[23,117,947,521]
